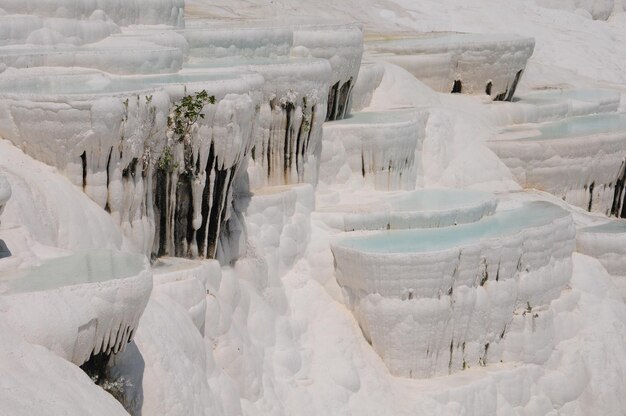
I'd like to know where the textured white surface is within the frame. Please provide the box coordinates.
[489,114,626,214]
[0,251,152,365]
[577,221,626,296]
[0,0,626,414]
[331,201,575,377]
[366,33,535,100]
[488,88,621,126]
[0,0,185,27]
[320,109,427,191]
[0,321,129,416]
[316,189,497,231]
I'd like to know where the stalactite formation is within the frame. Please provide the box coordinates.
[251,98,322,186]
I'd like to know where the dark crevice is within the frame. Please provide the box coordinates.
[283,102,295,182]
[196,142,215,257]
[122,158,138,179]
[494,90,508,101]
[611,159,626,217]
[81,352,111,387]
[336,78,353,120]
[155,169,168,257]
[485,82,492,96]
[451,80,462,94]
[588,181,595,212]
[206,167,230,258]
[295,111,306,177]
[104,147,113,213]
[505,70,523,101]
[361,152,366,177]
[80,151,87,190]
[326,81,340,121]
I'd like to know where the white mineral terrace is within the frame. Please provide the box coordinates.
[180,21,294,58]
[488,88,622,126]
[0,40,185,74]
[365,32,534,101]
[183,19,363,121]
[187,57,331,188]
[0,14,119,46]
[331,201,575,378]
[320,109,428,191]
[577,220,626,297]
[0,0,185,27]
[0,67,264,257]
[488,113,626,215]
[291,21,363,119]
[0,250,151,365]
[1,0,626,413]
[316,189,497,231]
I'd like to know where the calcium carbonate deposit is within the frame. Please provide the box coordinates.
[1,0,626,415]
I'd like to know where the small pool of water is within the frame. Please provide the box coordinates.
[334,201,567,253]
[0,250,146,294]
[501,113,626,141]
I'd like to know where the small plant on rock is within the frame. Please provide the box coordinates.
[159,90,216,173]
[168,90,216,142]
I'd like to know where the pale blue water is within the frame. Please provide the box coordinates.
[503,113,626,141]
[334,201,567,253]
[0,250,146,294]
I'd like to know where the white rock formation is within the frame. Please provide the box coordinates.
[331,201,575,377]
[489,113,626,215]
[316,189,497,231]
[320,109,427,190]
[366,33,535,101]
[577,220,626,296]
[0,250,152,365]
